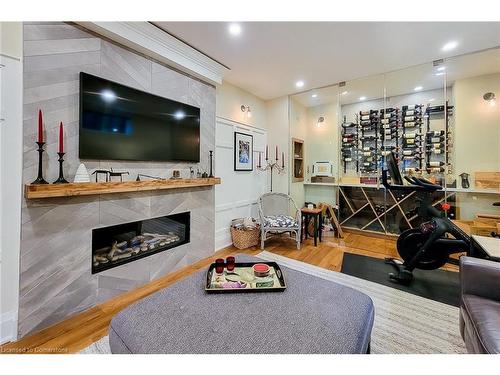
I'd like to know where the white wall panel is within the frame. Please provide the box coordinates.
[215,117,267,250]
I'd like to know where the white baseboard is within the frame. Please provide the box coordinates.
[0,310,18,344]
[215,227,232,250]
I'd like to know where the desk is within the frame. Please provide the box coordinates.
[471,235,500,262]
[301,207,323,246]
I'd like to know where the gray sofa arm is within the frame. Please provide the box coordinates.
[460,256,500,302]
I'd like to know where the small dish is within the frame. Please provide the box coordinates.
[253,263,270,277]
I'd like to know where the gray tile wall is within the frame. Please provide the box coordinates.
[19,22,216,337]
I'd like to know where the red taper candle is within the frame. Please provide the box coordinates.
[275,145,278,161]
[38,109,43,143]
[282,152,284,168]
[258,151,261,167]
[265,145,268,160]
[58,122,64,153]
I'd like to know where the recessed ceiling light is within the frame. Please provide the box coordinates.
[228,23,242,36]
[414,86,423,91]
[295,80,305,88]
[442,41,458,52]
[311,94,318,98]
[341,91,348,95]
[359,96,366,101]
[437,66,446,71]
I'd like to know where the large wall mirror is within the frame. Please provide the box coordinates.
[287,46,499,255]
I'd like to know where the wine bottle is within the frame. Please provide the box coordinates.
[426,143,444,149]
[427,161,445,167]
[403,133,421,139]
[403,155,422,161]
[430,149,443,155]
[360,135,377,141]
[403,121,416,128]
[426,130,445,137]
[360,115,370,121]
[343,157,353,162]
[426,167,445,173]
[342,122,357,128]
[362,151,374,157]
[404,167,421,173]
[362,146,375,151]
[402,149,422,156]
[429,136,445,143]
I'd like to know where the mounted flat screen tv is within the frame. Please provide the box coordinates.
[79,72,200,162]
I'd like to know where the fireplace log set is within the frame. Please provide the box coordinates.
[93,232,181,267]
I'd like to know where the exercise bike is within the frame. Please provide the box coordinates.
[382,152,470,284]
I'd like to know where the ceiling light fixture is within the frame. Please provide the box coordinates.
[174,110,186,120]
[442,41,458,52]
[414,86,423,91]
[359,96,366,101]
[295,80,305,88]
[311,94,318,98]
[228,23,242,36]
[341,91,348,95]
[483,92,496,106]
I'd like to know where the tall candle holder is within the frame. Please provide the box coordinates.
[31,141,49,184]
[53,152,69,184]
[257,152,285,192]
[208,150,214,178]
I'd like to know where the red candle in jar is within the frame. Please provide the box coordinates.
[215,258,225,274]
[226,256,235,272]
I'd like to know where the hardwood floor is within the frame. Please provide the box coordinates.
[0,231,457,354]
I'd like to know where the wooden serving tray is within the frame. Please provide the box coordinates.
[205,262,286,293]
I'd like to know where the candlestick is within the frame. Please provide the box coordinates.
[38,109,43,143]
[31,142,49,184]
[208,150,214,178]
[53,152,69,184]
[58,121,64,153]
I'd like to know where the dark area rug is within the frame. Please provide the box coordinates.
[341,253,460,306]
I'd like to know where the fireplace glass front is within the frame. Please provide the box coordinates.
[92,212,190,274]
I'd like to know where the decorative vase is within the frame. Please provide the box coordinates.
[74,163,91,183]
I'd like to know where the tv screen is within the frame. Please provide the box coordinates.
[79,72,200,162]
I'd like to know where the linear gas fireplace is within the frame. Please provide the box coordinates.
[92,212,190,274]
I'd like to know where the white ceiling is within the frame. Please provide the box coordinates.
[154,22,500,100]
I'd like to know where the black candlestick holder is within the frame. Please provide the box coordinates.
[31,141,49,184]
[208,150,214,178]
[53,152,69,184]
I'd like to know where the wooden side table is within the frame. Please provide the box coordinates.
[301,207,323,246]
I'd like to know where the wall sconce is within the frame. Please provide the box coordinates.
[241,105,252,118]
[483,92,496,106]
[316,116,325,128]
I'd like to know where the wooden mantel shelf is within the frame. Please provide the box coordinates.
[25,177,221,199]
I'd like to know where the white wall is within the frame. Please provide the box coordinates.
[214,118,267,249]
[266,97,290,195]
[215,82,269,249]
[0,22,23,344]
[216,81,267,129]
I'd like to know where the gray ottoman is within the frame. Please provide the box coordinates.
[109,254,374,354]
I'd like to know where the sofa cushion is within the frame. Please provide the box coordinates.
[264,215,298,228]
[461,294,500,354]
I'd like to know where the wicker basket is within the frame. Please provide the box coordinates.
[231,224,260,249]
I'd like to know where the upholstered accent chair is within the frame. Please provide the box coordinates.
[258,192,301,250]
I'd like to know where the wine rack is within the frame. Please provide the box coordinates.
[425,103,454,175]
[340,102,454,180]
[401,104,424,173]
[359,110,379,174]
[338,185,457,235]
[341,115,359,174]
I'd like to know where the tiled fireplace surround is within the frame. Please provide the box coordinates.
[19,22,216,337]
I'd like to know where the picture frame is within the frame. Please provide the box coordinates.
[234,132,253,171]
